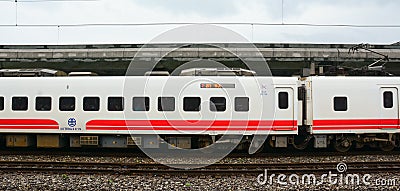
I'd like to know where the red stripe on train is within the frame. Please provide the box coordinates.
[312,126,397,130]
[313,119,399,130]
[86,120,297,127]
[86,120,297,131]
[86,127,297,131]
[0,125,59,129]
[85,120,298,127]
[313,119,399,126]
[0,119,58,125]
[86,127,295,131]
[0,119,59,129]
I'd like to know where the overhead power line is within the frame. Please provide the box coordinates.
[0,0,97,2]
[1,0,398,29]
[0,22,400,28]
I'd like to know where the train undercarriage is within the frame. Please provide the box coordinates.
[1,132,398,153]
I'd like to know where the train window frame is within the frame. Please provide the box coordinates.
[278,92,289,109]
[0,97,3,111]
[83,97,100,111]
[132,97,150,111]
[383,91,393,108]
[183,97,201,112]
[12,96,28,111]
[35,97,52,111]
[59,97,76,111]
[158,97,175,112]
[235,97,249,112]
[108,97,124,111]
[210,97,226,112]
[333,96,348,111]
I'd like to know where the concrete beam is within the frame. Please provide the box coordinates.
[0,47,399,61]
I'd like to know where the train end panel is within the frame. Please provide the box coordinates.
[309,76,400,151]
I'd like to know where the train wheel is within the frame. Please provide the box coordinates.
[292,135,311,150]
[379,141,395,152]
[333,137,352,152]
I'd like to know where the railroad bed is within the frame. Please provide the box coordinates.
[0,150,400,165]
[0,153,400,190]
[1,160,400,190]
[0,161,400,175]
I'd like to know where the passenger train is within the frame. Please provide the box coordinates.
[0,68,398,152]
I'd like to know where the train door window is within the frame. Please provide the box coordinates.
[334,97,347,111]
[383,91,393,108]
[133,97,149,111]
[235,97,249,112]
[0,97,3,111]
[210,97,226,112]
[158,97,175,111]
[278,92,289,109]
[35,97,51,111]
[83,97,100,111]
[59,97,75,111]
[12,97,28,111]
[108,97,124,111]
[183,97,201,111]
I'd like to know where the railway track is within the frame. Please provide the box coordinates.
[0,161,399,175]
[1,148,400,158]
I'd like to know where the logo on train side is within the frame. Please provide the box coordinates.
[260,84,268,96]
[68,118,77,127]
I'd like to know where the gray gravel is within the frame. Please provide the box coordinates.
[1,154,400,190]
[0,172,399,190]
[0,154,399,164]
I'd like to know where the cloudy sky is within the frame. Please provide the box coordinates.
[0,0,399,44]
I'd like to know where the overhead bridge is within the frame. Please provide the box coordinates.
[1,44,400,61]
[0,43,400,76]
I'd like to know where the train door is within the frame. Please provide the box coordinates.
[274,88,295,130]
[380,88,399,129]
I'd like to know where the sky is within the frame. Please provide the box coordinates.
[0,0,399,45]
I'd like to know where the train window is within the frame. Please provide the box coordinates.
[12,97,28,111]
[334,97,347,111]
[133,97,149,111]
[83,97,100,111]
[383,91,393,108]
[184,97,201,111]
[210,97,226,112]
[59,97,75,111]
[158,97,175,111]
[278,92,289,109]
[235,97,249,112]
[0,97,3,111]
[108,97,124,111]
[36,97,51,111]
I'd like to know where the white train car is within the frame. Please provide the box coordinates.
[1,74,399,152]
[0,76,299,148]
[306,76,400,151]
